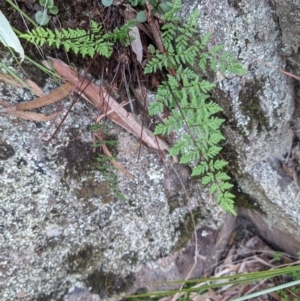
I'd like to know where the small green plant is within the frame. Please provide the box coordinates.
[35,0,59,26]
[273,251,283,262]
[20,20,134,58]
[90,122,125,200]
[276,270,300,301]
[144,0,246,215]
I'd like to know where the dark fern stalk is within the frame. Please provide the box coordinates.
[145,0,246,215]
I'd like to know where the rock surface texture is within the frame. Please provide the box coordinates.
[1,0,300,300]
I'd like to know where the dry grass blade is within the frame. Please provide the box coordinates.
[255,58,300,81]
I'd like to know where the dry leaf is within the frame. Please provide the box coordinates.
[7,110,58,121]
[25,79,45,97]
[0,97,11,107]
[130,26,143,64]
[0,82,73,112]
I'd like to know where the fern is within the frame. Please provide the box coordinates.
[20,20,134,58]
[145,1,246,215]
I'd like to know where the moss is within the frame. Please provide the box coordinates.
[60,137,98,178]
[232,186,265,214]
[86,269,135,297]
[174,208,203,251]
[221,142,243,177]
[0,140,15,160]
[67,244,103,274]
[238,78,270,134]
[74,178,114,204]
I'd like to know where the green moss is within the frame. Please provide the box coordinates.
[60,137,98,178]
[232,186,265,214]
[86,269,135,296]
[67,244,103,274]
[174,208,203,251]
[0,140,15,160]
[238,78,270,134]
[74,178,114,204]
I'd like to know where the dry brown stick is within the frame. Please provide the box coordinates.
[43,57,172,155]
[145,0,165,54]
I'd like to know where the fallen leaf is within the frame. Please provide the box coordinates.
[130,26,143,64]
[0,97,11,107]
[7,110,58,121]
[0,82,73,112]
[25,79,45,97]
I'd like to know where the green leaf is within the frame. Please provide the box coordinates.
[46,0,54,8]
[35,11,50,26]
[210,44,223,55]
[192,162,208,176]
[220,182,234,191]
[202,175,213,185]
[210,183,219,194]
[130,0,139,6]
[200,80,215,92]
[102,0,113,7]
[213,160,228,170]
[158,2,172,14]
[227,62,247,75]
[216,172,231,181]
[200,32,212,47]
[49,6,59,15]
[136,11,147,23]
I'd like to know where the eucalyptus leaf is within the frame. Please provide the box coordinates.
[35,10,50,26]
[101,0,113,7]
[136,11,147,23]
[0,11,24,62]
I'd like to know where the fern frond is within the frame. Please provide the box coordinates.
[162,0,182,21]
[20,21,132,59]
[144,2,246,215]
[149,102,164,115]
[191,162,209,176]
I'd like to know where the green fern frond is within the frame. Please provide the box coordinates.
[21,21,133,58]
[145,0,246,215]
[162,0,182,21]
